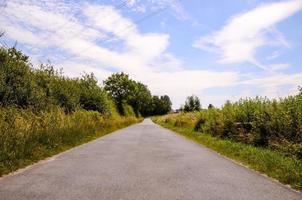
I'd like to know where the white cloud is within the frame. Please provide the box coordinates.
[266,50,282,60]
[3,0,300,109]
[268,63,290,71]
[199,71,302,106]
[124,0,200,25]
[242,72,302,88]
[193,0,302,69]
[0,0,239,108]
[236,71,302,101]
[134,70,239,107]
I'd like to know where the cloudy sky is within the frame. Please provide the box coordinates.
[1,0,302,108]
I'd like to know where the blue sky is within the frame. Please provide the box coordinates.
[1,0,302,108]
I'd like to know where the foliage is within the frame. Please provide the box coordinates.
[154,92,302,159]
[103,72,136,114]
[0,46,114,114]
[0,45,145,176]
[183,95,201,112]
[0,44,173,177]
[0,47,44,109]
[104,72,172,116]
[78,73,111,114]
[150,95,172,116]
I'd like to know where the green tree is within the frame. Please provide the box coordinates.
[103,72,172,116]
[184,95,201,112]
[103,72,137,115]
[0,47,45,109]
[151,95,172,115]
[208,104,214,109]
[79,73,110,114]
[129,82,152,116]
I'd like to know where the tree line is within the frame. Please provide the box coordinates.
[104,72,172,116]
[0,46,172,117]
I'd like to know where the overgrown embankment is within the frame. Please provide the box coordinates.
[153,94,302,190]
[0,108,140,176]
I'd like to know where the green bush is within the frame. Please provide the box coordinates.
[155,92,302,159]
[0,46,114,114]
[0,47,45,108]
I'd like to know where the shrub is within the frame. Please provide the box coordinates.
[154,91,302,159]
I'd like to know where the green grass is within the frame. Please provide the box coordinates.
[153,117,302,191]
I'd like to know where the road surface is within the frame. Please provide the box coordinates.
[0,119,301,200]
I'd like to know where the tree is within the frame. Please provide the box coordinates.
[0,47,45,109]
[150,95,172,115]
[103,72,136,115]
[208,104,214,109]
[103,72,172,116]
[160,95,172,114]
[129,82,152,116]
[184,95,201,112]
[79,73,109,114]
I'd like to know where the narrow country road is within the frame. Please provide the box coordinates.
[0,119,301,200]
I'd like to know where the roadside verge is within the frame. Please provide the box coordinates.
[152,118,302,192]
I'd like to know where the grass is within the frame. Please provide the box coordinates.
[152,117,302,191]
[0,107,142,176]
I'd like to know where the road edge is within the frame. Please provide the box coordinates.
[152,120,302,195]
[0,121,141,181]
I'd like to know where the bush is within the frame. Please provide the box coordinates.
[154,91,302,159]
[0,46,115,114]
[0,47,45,109]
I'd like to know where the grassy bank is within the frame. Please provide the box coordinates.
[0,107,141,176]
[153,115,302,191]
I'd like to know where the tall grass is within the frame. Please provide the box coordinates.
[0,106,140,176]
[160,93,302,158]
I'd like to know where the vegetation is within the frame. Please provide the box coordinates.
[1,44,176,175]
[181,95,201,112]
[176,93,302,158]
[153,92,302,190]
[104,72,172,116]
[152,118,302,190]
[0,107,139,176]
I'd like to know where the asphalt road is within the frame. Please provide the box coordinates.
[0,119,301,200]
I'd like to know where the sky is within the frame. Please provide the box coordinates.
[1,0,302,108]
